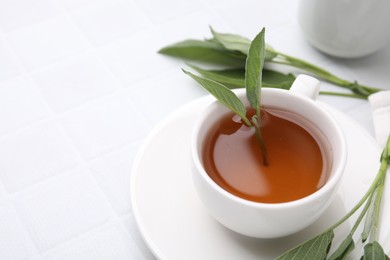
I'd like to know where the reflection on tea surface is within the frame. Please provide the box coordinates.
[202,107,330,203]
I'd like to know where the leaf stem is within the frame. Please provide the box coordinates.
[351,190,375,235]
[372,163,388,241]
[267,50,381,98]
[324,158,388,233]
[252,116,269,166]
[319,91,367,99]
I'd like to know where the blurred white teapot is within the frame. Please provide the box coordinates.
[298,0,390,58]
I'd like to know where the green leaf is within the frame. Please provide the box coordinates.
[328,234,355,260]
[182,69,251,126]
[276,230,334,260]
[208,27,277,62]
[210,27,251,54]
[209,27,276,61]
[350,81,372,96]
[158,39,223,57]
[186,64,245,88]
[381,134,390,163]
[362,190,377,242]
[187,64,295,90]
[262,69,295,90]
[361,241,387,260]
[158,39,246,66]
[245,28,265,117]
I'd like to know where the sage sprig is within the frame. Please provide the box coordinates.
[184,28,269,166]
[245,28,268,165]
[158,27,383,99]
[160,26,389,258]
[276,134,390,260]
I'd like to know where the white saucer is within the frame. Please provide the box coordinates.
[131,95,390,260]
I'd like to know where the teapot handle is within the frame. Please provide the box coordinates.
[289,74,321,100]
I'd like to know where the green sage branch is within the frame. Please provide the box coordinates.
[158,27,384,99]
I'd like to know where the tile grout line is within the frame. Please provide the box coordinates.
[38,213,137,258]
[0,14,51,258]
[44,1,123,221]
[0,1,226,258]
[34,4,147,253]
[55,0,127,90]
[0,3,125,256]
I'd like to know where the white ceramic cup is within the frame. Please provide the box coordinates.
[191,75,347,238]
[298,0,390,58]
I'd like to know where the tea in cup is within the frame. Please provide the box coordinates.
[191,75,347,238]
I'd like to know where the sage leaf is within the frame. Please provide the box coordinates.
[158,39,223,57]
[262,69,295,90]
[362,190,377,242]
[245,28,265,117]
[350,81,372,96]
[361,241,387,260]
[276,230,334,260]
[187,64,245,88]
[209,27,277,61]
[328,234,355,260]
[381,135,390,163]
[182,69,251,126]
[158,39,246,66]
[187,64,295,90]
[210,27,251,54]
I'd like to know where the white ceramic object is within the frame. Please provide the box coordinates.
[191,75,347,238]
[131,93,388,259]
[369,90,390,148]
[298,0,390,58]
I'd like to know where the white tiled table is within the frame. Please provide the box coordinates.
[0,0,389,259]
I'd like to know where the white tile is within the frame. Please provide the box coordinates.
[7,17,88,70]
[0,78,50,135]
[42,222,144,260]
[32,53,118,113]
[0,121,79,192]
[15,168,111,251]
[0,36,22,80]
[28,256,43,260]
[58,0,104,11]
[0,0,63,32]
[0,202,36,259]
[207,0,292,38]
[128,70,207,124]
[98,29,178,86]
[158,11,230,44]
[122,213,156,260]
[0,182,6,199]
[71,0,150,46]
[133,0,203,24]
[88,142,141,215]
[60,95,149,160]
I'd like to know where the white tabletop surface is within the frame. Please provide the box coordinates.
[0,0,389,259]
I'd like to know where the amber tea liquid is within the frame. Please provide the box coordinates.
[202,107,330,203]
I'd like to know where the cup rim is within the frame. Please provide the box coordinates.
[191,88,347,209]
